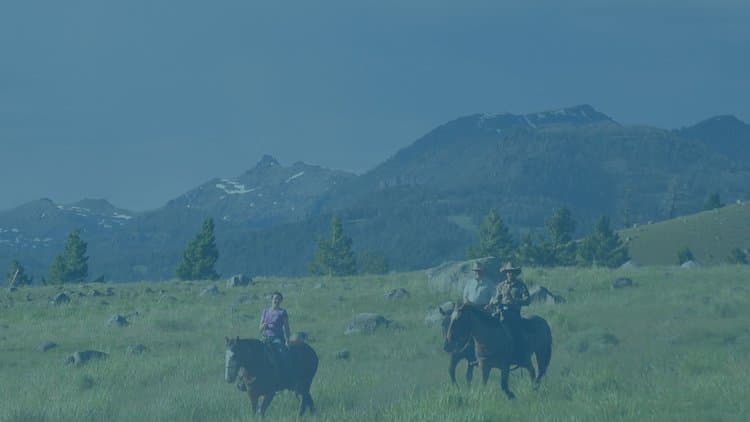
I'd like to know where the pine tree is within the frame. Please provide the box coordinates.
[467,209,515,262]
[309,216,357,276]
[545,207,577,266]
[577,216,629,268]
[48,229,89,284]
[704,192,724,210]
[516,234,555,267]
[7,259,33,287]
[176,218,220,281]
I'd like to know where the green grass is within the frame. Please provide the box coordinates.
[622,202,750,265]
[1,267,750,421]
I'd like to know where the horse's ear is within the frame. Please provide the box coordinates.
[439,307,448,316]
[236,336,240,342]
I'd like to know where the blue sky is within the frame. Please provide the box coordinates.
[1,1,748,211]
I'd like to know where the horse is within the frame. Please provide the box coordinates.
[443,303,552,399]
[439,306,477,385]
[225,337,319,416]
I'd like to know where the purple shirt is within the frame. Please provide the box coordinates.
[261,307,288,339]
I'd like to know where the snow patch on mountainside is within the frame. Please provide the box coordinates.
[216,179,256,195]
[286,172,305,183]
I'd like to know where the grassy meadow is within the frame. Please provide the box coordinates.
[1,266,749,421]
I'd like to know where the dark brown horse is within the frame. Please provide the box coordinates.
[443,303,552,399]
[225,337,318,416]
[439,307,477,385]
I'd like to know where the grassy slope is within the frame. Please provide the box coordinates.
[1,267,750,421]
[622,202,750,265]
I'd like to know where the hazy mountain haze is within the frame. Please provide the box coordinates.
[1,1,748,211]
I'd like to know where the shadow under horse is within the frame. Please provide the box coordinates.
[225,337,319,416]
[439,307,477,385]
[443,303,552,399]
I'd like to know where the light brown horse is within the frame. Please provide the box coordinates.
[443,303,552,399]
[225,337,318,416]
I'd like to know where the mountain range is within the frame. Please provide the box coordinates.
[2,105,749,281]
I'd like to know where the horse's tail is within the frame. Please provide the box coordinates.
[532,317,553,383]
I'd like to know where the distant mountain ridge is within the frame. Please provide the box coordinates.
[2,105,749,281]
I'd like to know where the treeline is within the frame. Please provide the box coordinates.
[467,207,630,268]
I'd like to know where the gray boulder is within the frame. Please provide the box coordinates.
[425,257,502,293]
[386,288,410,300]
[159,294,178,303]
[126,344,147,355]
[226,274,252,288]
[51,292,70,305]
[37,341,58,352]
[65,350,108,366]
[528,285,566,304]
[336,349,350,360]
[200,285,220,297]
[681,260,699,269]
[345,313,391,335]
[108,314,129,327]
[612,278,634,289]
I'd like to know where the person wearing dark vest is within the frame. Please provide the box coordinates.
[489,262,530,361]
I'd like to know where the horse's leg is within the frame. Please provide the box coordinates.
[480,361,491,386]
[299,390,315,416]
[249,392,259,415]
[449,353,460,384]
[259,392,275,416]
[500,365,516,400]
[524,359,538,390]
[466,357,475,386]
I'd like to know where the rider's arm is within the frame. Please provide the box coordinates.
[259,308,267,330]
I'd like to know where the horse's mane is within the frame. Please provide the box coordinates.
[458,303,502,326]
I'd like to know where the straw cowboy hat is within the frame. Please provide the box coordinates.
[499,261,522,274]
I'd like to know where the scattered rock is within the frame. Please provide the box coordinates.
[126,344,147,355]
[528,285,566,304]
[681,260,699,269]
[37,341,58,352]
[386,288,410,300]
[108,314,129,327]
[105,287,115,296]
[226,274,252,288]
[159,294,178,303]
[336,349,350,360]
[200,285,220,296]
[51,292,70,305]
[345,313,391,335]
[65,350,108,366]
[612,278,634,289]
[89,289,103,297]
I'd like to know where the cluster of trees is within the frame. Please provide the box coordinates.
[308,216,390,276]
[468,208,630,268]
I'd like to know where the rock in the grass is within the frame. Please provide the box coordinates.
[88,289,103,297]
[51,292,70,305]
[65,350,108,366]
[108,314,129,327]
[528,285,566,304]
[386,288,410,300]
[611,278,634,289]
[159,294,178,303]
[336,349,350,360]
[425,257,502,294]
[681,260,699,269]
[105,287,115,296]
[345,313,391,335]
[226,274,252,288]
[37,341,58,352]
[126,344,147,355]
[200,285,220,297]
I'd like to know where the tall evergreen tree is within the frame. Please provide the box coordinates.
[176,218,220,281]
[577,216,629,268]
[516,234,555,267]
[48,229,89,284]
[309,216,357,276]
[467,209,515,262]
[7,259,33,287]
[545,207,577,266]
[704,192,724,210]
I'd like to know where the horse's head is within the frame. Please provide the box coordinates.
[438,302,456,337]
[443,304,472,353]
[225,336,241,383]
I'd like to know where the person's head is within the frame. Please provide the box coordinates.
[471,261,483,280]
[271,291,283,308]
[500,262,522,281]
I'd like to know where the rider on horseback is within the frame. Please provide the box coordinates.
[260,291,292,384]
[489,262,530,361]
